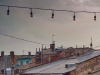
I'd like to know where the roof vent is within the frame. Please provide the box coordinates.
[65,64,68,68]
[65,64,75,68]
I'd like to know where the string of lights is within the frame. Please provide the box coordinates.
[0,5,100,20]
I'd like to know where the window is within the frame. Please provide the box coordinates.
[20,61,23,65]
[26,61,29,64]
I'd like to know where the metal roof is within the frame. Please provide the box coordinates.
[23,51,100,74]
[24,58,77,74]
[77,51,100,63]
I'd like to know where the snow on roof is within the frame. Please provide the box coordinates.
[24,51,100,74]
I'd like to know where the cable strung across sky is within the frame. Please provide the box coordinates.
[0,32,99,49]
[0,32,65,48]
[0,33,49,46]
[0,5,99,21]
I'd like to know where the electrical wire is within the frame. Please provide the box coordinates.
[94,45,100,48]
[88,37,100,49]
[0,32,62,48]
[0,33,47,45]
[0,32,93,50]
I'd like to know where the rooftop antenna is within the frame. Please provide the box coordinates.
[52,35,54,44]
[22,50,27,55]
[90,37,93,48]
[22,50,24,55]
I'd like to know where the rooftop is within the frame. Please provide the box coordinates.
[24,58,78,74]
[17,56,35,60]
[77,50,100,63]
[23,50,100,74]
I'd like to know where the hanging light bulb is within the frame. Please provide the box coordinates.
[7,6,9,15]
[73,12,75,21]
[52,10,54,19]
[30,8,33,17]
[94,12,96,21]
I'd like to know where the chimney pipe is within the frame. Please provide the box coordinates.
[36,48,37,52]
[36,48,37,55]
[28,52,31,55]
[39,48,40,52]
[76,45,77,48]
[83,45,85,48]
[39,48,41,55]
[1,51,4,57]
[45,46,46,49]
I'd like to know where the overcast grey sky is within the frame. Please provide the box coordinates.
[0,0,100,55]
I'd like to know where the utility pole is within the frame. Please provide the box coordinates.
[41,44,43,64]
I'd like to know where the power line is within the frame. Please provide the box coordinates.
[0,32,66,48]
[0,32,48,46]
[94,45,100,48]
[88,37,100,48]
[0,32,92,49]
[0,32,84,48]
[93,37,100,42]
[0,5,99,20]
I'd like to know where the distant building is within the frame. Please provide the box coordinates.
[0,42,94,74]
[36,43,92,64]
[0,51,36,73]
[23,50,100,75]
[17,56,35,66]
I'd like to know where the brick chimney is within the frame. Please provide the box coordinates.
[50,44,55,51]
[28,52,31,55]
[1,51,4,57]
[10,51,15,65]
